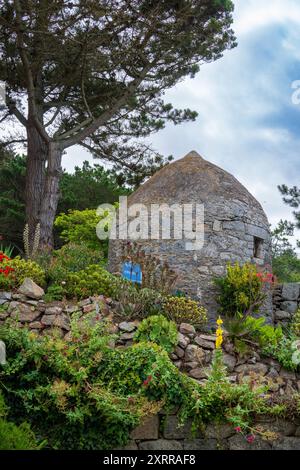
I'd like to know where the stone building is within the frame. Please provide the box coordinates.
[108,151,272,321]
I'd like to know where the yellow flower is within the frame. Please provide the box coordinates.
[215,336,223,349]
[215,316,223,349]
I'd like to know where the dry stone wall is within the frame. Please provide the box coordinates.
[1,282,300,450]
[273,283,300,326]
[119,414,300,450]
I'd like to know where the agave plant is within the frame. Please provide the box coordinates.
[0,244,14,258]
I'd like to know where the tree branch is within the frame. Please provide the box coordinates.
[14,0,50,143]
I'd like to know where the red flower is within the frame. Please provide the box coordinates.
[143,375,153,387]
[246,434,255,443]
[235,426,242,433]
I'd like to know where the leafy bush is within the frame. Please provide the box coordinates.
[64,264,120,299]
[291,308,300,337]
[215,262,270,317]
[263,335,300,371]
[224,315,283,355]
[0,317,296,449]
[115,283,163,318]
[162,295,207,326]
[134,315,178,353]
[54,208,115,254]
[0,317,190,449]
[0,392,44,450]
[43,284,65,302]
[2,256,46,289]
[45,242,104,285]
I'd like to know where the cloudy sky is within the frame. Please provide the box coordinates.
[64,0,300,244]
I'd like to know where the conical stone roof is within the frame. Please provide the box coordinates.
[128,151,267,223]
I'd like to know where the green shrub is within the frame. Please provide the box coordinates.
[0,318,188,449]
[162,295,207,326]
[46,242,104,284]
[44,284,65,302]
[115,283,163,318]
[134,315,178,353]
[64,264,120,299]
[224,315,283,355]
[0,392,44,450]
[4,256,46,288]
[215,262,268,317]
[291,308,300,337]
[263,335,300,371]
[0,317,296,449]
[54,208,115,254]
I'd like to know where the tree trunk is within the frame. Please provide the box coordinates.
[39,141,62,248]
[25,127,62,251]
[25,123,47,246]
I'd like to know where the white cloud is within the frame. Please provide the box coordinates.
[234,0,300,35]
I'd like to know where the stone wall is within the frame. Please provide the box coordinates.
[1,286,299,396]
[1,283,300,450]
[120,414,300,450]
[273,283,300,326]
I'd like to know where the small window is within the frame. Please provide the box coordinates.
[253,237,264,259]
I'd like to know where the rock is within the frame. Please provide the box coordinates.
[222,353,237,372]
[279,369,296,381]
[228,434,271,450]
[235,363,268,376]
[0,299,7,306]
[25,300,39,306]
[178,332,190,349]
[282,283,300,301]
[119,321,136,332]
[0,340,6,365]
[45,306,63,315]
[130,415,159,440]
[174,346,185,358]
[78,298,91,307]
[82,304,96,313]
[11,303,41,323]
[273,437,300,450]
[18,278,44,300]
[194,336,215,350]
[185,344,205,363]
[114,440,138,451]
[120,332,135,340]
[29,321,44,329]
[163,416,194,439]
[40,314,56,326]
[0,312,8,320]
[139,440,182,450]
[184,361,199,371]
[189,368,207,380]
[275,310,291,320]
[53,314,70,331]
[267,367,279,379]
[174,360,182,369]
[183,439,219,450]
[64,305,79,314]
[281,301,298,314]
[205,423,235,439]
[179,323,196,336]
[0,292,11,301]
[267,419,296,436]
[12,293,28,301]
